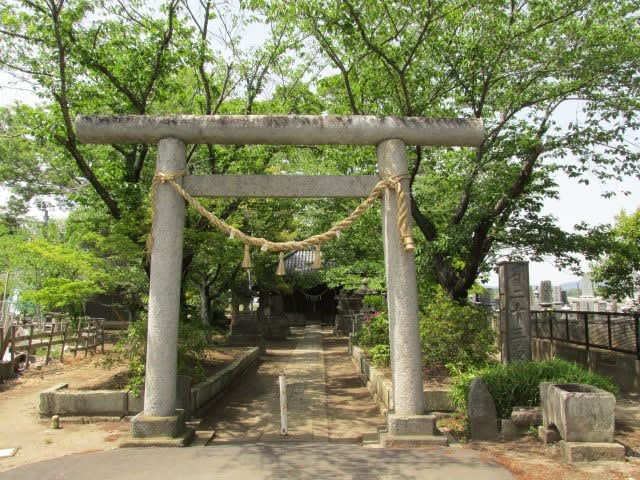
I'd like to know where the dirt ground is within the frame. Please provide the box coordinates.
[467,394,640,480]
[0,345,248,473]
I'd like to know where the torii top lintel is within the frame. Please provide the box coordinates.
[75,115,483,147]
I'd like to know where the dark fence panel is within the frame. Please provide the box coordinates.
[531,310,640,359]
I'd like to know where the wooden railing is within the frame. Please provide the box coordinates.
[0,318,105,371]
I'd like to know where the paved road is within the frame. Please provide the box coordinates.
[2,442,515,480]
[2,325,515,480]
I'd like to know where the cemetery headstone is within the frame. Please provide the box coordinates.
[539,280,553,307]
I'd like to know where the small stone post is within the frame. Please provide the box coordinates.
[378,139,433,441]
[133,138,186,437]
[498,261,532,363]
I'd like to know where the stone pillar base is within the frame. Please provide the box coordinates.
[131,409,185,438]
[382,414,448,447]
[388,413,436,436]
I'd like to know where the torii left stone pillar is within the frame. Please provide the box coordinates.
[76,114,483,442]
[132,138,187,437]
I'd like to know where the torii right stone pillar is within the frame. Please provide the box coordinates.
[378,139,443,444]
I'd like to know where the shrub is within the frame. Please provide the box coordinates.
[354,311,389,349]
[449,359,618,419]
[363,294,386,312]
[105,317,217,395]
[369,344,391,367]
[420,292,496,372]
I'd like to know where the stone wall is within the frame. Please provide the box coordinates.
[40,347,261,417]
[349,340,454,414]
[532,338,640,393]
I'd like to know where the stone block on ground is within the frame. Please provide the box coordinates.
[560,441,625,463]
[0,361,13,380]
[387,414,436,436]
[131,409,185,438]
[40,388,127,417]
[381,433,448,448]
[501,419,528,441]
[540,382,615,443]
[127,391,144,415]
[510,406,542,427]
[468,377,498,441]
[538,425,561,444]
[424,388,454,412]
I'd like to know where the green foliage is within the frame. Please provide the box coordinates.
[363,294,386,312]
[252,0,640,300]
[592,209,640,302]
[449,359,618,419]
[354,312,389,351]
[177,322,213,383]
[105,318,148,396]
[355,292,495,370]
[369,344,390,368]
[419,292,496,371]
[106,317,220,394]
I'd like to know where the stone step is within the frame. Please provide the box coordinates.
[380,432,448,448]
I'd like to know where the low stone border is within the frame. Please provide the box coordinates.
[190,346,261,416]
[39,346,261,418]
[349,339,454,415]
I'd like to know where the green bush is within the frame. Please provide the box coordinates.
[105,317,217,395]
[369,344,391,367]
[354,311,389,349]
[420,292,496,371]
[449,359,618,419]
[363,294,386,312]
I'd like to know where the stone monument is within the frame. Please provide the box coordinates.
[539,280,553,307]
[228,287,263,345]
[498,261,532,362]
[552,286,564,309]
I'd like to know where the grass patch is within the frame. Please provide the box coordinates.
[449,359,617,419]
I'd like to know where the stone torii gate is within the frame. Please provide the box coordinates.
[76,115,483,443]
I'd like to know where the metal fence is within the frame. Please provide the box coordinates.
[531,310,640,359]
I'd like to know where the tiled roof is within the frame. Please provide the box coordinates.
[284,250,318,273]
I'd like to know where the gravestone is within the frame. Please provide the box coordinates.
[581,271,595,297]
[552,286,564,308]
[539,281,553,307]
[529,286,540,310]
[498,261,532,362]
[468,377,498,441]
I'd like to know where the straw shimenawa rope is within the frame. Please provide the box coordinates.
[149,170,414,258]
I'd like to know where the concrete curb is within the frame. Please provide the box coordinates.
[39,347,261,418]
[191,346,261,416]
[349,343,454,415]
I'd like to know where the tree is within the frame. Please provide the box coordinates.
[591,209,640,301]
[251,0,640,301]
[0,0,308,320]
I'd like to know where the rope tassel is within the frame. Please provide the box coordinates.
[276,252,286,276]
[313,244,323,269]
[242,244,252,269]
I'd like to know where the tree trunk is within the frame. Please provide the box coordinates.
[200,281,211,326]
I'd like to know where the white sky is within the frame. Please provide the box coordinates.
[1,15,638,286]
